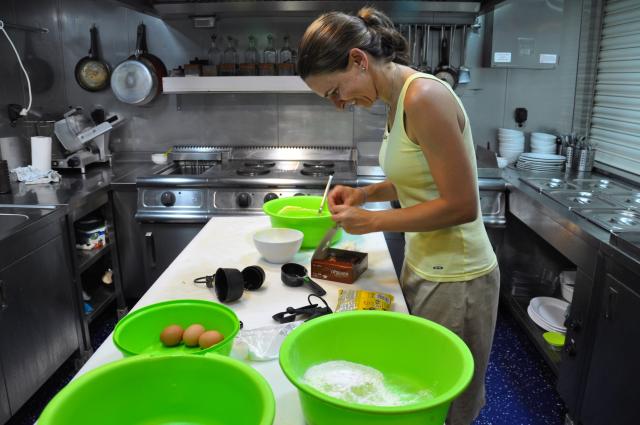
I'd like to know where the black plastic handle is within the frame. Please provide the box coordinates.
[0,280,7,311]
[605,285,618,320]
[145,231,156,268]
[440,36,449,67]
[303,276,326,296]
[89,25,98,58]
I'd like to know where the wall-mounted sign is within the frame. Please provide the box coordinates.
[494,52,512,63]
[539,54,558,64]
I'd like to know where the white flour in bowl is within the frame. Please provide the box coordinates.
[302,360,432,406]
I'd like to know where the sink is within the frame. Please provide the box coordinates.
[0,213,30,235]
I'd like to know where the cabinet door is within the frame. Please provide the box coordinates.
[0,234,79,413]
[0,362,9,424]
[580,274,640,425]
[141,223,204,289]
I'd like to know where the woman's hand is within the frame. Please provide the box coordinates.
[327,185,365,210]
[331,204,378,235]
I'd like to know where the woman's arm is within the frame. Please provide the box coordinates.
[332,79,478,234]
[327,180,397,209]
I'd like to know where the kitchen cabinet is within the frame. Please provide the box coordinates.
[0,218,79,415]
[140,222,205,287]
[579,256,640,425]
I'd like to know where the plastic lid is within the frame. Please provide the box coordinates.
[543,331,565,347]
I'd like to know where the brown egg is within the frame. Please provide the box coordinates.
[182,324,206,347]
[160,324,184,347]
[199,330,224,349]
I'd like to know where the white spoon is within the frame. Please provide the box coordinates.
[318,174,333,214]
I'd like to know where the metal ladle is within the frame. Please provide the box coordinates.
[458,25,471,84]
[281,263,326,296]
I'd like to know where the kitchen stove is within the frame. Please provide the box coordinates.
[136,146,358,221]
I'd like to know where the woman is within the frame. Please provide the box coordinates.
[297,7,499,425]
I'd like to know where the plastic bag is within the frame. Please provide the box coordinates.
[232,321,303,361]
[335,289,394,312]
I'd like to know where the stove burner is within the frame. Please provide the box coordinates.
[301,168,335,177]
[244,161,276,168]
[237,168,271,176]
[303,161,335,168]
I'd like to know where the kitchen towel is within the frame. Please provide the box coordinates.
[13,165,61,185]
[30,136,52,172]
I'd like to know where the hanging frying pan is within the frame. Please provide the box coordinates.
[111,23,162,105]
[434,25,458,88]
[75,25,110,92]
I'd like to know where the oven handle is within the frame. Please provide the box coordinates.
[145,231,156,268]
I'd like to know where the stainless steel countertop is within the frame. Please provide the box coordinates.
[0,155,163,208]
[502,167,640,275]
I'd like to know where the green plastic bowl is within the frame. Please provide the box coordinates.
[113,299,241,357]
[38,354,275,425]
[262,195,342,249]
[279,311,474,425]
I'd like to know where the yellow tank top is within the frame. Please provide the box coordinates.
[379,73,497,282]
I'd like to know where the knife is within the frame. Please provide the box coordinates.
[312,224,339,261]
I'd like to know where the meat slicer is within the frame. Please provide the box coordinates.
[53,107,124,173]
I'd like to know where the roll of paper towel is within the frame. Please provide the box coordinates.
[31,136,52,172]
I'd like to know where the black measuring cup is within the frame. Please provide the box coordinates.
[281,263,326,296]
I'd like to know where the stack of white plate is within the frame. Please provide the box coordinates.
[527,296,569,333]
[498,128,525,164]
[516,152,565,172]
[531,132,557,154]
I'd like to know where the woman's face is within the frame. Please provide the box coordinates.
[305,49,377,110]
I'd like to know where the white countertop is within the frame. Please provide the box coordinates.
[74,216,408,424]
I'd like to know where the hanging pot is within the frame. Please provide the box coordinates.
[110,23,165,105]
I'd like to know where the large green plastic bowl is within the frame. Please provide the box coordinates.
[113,299,241,357]
[38,354,275,425]
[262,195,342,249]
[279,311,474,425]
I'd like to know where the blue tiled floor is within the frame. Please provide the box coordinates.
[474,310,566,425]
[7,306,564,425]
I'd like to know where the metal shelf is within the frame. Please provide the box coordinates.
[501,291,562,376]
[162,76,312,94]
[76,242,112,273]
[86,286,116,324]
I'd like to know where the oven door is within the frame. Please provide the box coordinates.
[141,222,205,288]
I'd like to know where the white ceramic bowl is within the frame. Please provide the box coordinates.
[531,132,556,139]
[498,128,524,136]
[253,228,304,263]
[151,153,168,165]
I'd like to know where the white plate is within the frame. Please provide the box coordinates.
[530,297,569,330]
[527,305,566,333]
[520,153,566,161]
[531,132,556,139]
[498,128,524,135]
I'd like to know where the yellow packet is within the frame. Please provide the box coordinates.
[335,289,394,312]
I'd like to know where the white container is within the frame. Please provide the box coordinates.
[0,137,29,170]
[30,136,52,172]
[253,228,303,263]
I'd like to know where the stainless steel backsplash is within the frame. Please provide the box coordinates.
[0,0,585,155]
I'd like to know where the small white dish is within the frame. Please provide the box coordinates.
[496,157,508,168]
[151,153,168,165]
[253,228,304,264]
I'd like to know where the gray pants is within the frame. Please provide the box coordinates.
[400,264,500,425]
